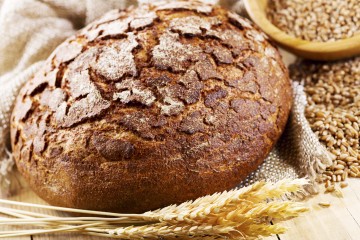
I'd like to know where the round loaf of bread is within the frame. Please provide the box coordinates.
[10,1,292,213]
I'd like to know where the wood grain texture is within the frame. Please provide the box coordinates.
[243,0,360,61]
[0,172,109,240]
[276,178,360,240]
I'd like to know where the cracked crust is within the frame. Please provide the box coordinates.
[10,0,292,213]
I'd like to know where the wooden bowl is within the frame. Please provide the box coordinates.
[243,0,360,61]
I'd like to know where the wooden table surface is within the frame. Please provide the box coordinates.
[1,173,360,240]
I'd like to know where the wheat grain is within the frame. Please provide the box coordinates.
[318,202,330,208]
[267,0,360,42]
[291,57,360,190]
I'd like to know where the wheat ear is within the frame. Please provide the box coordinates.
[143,178,309,224]
[0,178,309,239]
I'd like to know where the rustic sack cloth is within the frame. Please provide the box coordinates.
[0,0,332,196]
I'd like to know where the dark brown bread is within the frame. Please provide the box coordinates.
[10,1,292,213]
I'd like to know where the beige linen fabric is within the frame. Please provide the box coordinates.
[0,0,332,196]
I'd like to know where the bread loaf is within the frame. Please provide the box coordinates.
[10,0,292,213]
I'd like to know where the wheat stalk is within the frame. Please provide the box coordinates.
[103,222,285,239]
[105,223,237,239]
[143,178,308,224]
[0,179,309,239]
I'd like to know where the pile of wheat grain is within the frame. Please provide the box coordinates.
[290,57,360,191]
[266,0,360,42]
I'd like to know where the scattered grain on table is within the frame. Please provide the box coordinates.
[318,202,331,208]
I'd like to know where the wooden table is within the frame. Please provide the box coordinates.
[1,172,110,240]
[1,172,360,240]
[269,178,360,240]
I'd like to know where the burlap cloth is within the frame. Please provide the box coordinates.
[0,0,332,197]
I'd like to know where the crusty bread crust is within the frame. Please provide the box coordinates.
[10,1,292,213]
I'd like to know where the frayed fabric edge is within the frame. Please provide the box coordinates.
[291,82,333,194]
